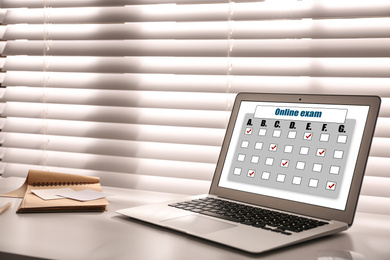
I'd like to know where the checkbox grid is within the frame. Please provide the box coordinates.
[231,115,354,199]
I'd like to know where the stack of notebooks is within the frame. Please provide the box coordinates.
[1,170,109,213]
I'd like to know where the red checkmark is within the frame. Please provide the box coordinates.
[249,171,255,176]
[271,145,277,150]
[306,133,312,139]
[328,183,335,189]
[319,150,325,155]
[246,129,252,134]
[282,161,288,166]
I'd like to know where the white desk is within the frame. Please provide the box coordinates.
[1,177,390,260]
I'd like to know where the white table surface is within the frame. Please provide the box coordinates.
[1,176,390,260]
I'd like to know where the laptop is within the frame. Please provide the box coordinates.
[117,93,380,253]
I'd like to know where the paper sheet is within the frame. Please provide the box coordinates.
[32,188,109,202]
[57,189,109,202]
[32,188,74,200]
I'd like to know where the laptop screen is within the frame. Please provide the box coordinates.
[217,100,370,211]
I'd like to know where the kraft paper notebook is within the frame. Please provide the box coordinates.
[1,170,108,213]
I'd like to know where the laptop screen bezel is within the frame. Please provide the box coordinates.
[209,93,380,225]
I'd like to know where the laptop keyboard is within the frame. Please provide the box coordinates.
[169,197,328,235]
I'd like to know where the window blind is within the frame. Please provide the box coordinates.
[0,0,389,215]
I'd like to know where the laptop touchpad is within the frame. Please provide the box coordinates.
[161,215,237,235]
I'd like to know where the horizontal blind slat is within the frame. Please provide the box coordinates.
[228,77,390,99]
[360,176,390,198]
[0,0,236,9]
[2,5,230,24]
[3,1,390,24]
[4,18,390,40]
[0,0,135,8]
[365,157,390,178]
[369,138,390,158]
[0,133,220,164]
[2,23,227,40]
[0,87,232,110]
[232,0,390,20]
[230,39,390,58]
[1,118,226,146]
[373,118,390,138]
[231,58,390,77]
[2,72,229,91]
[357,195,390,215]
[3,72,390,98]
[3,40,228,57]
[2,102,229,128]
[3,57,390,76]
[231,18,390,39]
[3,39,390,57]
[2,56,228,74]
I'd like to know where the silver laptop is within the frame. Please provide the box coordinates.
[117,93,380,253]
